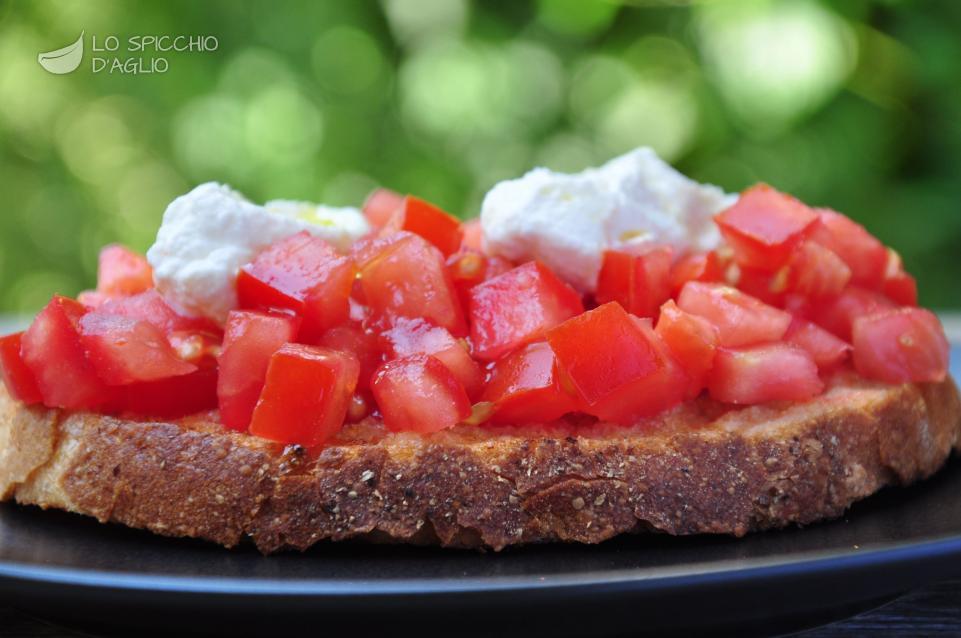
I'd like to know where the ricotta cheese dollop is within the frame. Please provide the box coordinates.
[147,183,369,323]
[480,147,736,292]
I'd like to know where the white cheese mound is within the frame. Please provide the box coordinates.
[265,200,369,252]
[480,147,736,292]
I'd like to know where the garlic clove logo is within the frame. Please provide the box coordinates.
[38,31,84,74]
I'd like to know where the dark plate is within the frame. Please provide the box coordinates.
[0,348,959,638]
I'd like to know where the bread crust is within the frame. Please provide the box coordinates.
[1,373,959,553]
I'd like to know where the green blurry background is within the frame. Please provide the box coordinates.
[1,0,959,313]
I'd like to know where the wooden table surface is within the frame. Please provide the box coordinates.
[2,314,961,637]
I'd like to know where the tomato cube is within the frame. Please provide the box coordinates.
[96,244,153,296]
[381,195,463,257]
[380,317,484,399]
[460,218,483,252]
[249,344,360,446]
[79,312,197,386]
[313,322,382,391]
[360,232,467,336]
[77,290,112,309]
[237,231,357,342]
[217,311,300,432]
[677,282,791,348]
[482,341,579,424]
[655,300,718,398]
[362,188,405,229]
[852,308,948,384]
[99,290,220,335]
[446,249,513,311]
[546,302,686,424]
[809,208,888,289]
[470,261,584,361]
[22,296,113,410]
[810,286,894,342]
[669,251,725,296]
[167,329,222,367]
[785,241,851,299]
[0,332,43,404]
[731,264,787,306]
[708,343,823,405]
[715,184,818,270]
[371,354,471,433]
[596,246,673,318]
[881,249,918,306]
[784,317,852,371]
[120,366,218,419]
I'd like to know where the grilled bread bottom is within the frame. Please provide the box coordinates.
[1,373,958,553]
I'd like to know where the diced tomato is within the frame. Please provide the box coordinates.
[314,322,382,390]
[669,251,725,295]
[249,344,360,446]
[77,290,112,309]
[715,184,818,270]
[470,261,584,361]
[784,317,852,371]
[733,264,787,306]
[851,308,948,384]
[237,231,357,342]
[167,330,222,367]
[381,196,463,256]
[380,317,483,399]
[460,218,483,252]
[96,245,153,296]
[781,293,814,320]
[655,300,718,398]
[120,366,218,419]
[785,241,851,299]
[0,332,43,404]
[546,302,686,424]
[677,282,791,348]
[371,354,471,433]
[217,311,300,432]
[446,249,513,310]
[21,296,113,410]
[810,286,894,342]
[809,208,887,289]
[596,246,673,319]
[99,290,220,335]
[881,249,918,306]
[707,344,823,404]
[482,341,578,424]
[362,188,405,229]
[359,232,467,336]
[79,312,197,386]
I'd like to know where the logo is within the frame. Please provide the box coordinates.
[38,31,85,74]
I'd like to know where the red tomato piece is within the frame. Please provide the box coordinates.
[237,231,357,342]
[810,286,894,342]
[715,184,818,270]
[708,343,823,404]
[79,312,197,386]
[21,296,113,410]
[371,354,471,433]
[99,290,220,335]
[0,332,43,404]
[780,293,814,320]
[460,218,483,252]
[167,329,222,367]
[382,196,463,257]
[380,317,483,399]
[482,341,578,424]
[655,300,719,399]
[733,264,788,307]
[77,290,112,309]
[669,251,725,296]
[809,208,887,289]
[784,317,852,371]
[546,302,686,424]
[446,249,488,309]
[96,244,153,296]
[360,232,467,336]
[677,282,792,348]
[881,249,918,306]
[786,241,851,299]
[362,188,405,229]
[217,311,300,432]
[470,261,584,361]
[596,246,673,318]
[249,344,360,447]
[314,322,382,391]
[851,308,948,384]
[120,366,218,419]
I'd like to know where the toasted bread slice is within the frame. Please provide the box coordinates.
[1,372,959,553]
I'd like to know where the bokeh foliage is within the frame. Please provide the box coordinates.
[1,0,959,312]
